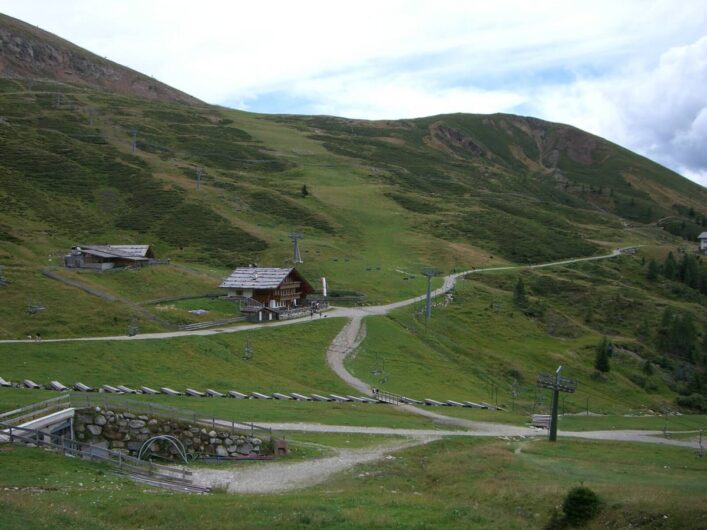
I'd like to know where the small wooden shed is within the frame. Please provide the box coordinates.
[64,245,157,270]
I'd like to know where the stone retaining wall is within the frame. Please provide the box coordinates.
[74,407,264,459]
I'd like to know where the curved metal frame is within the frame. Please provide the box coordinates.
[137,435,191,464]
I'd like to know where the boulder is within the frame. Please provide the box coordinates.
[102,427,124,441]
[86,424,102,436]
[215,445,229,457]
[236,442,253,455]
[128,419,146,429]
[123,412,135,419]
[94,415,107,426]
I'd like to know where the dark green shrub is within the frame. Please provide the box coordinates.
[562,486,602,525]
[676,393,707,411]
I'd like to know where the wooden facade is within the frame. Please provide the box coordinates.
[219,267,314,318]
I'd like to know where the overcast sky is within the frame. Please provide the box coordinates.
[2,1,707,186]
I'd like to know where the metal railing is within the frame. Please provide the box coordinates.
[68,393,274,439]
[374,389,401,405]
[0,394,70,426]
[0,421,195,487]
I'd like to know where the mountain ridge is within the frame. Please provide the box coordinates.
[0,13,200,105]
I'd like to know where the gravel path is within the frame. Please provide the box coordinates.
[190,436,439,494]
[189,420,700,494]
[240,422,701,450]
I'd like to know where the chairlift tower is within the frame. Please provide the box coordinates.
[130,128,138,153]
[421,268,440,321]
[537,365,577,441]
[290,232,303,264]
[243,339,253,360]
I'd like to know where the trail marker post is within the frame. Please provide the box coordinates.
[537,365,577,442]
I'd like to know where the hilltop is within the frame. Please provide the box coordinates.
[0,13,199,104]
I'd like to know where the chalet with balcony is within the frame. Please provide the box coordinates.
[220,267,314,321]
[699,232,707,255]
[63,245,161,270]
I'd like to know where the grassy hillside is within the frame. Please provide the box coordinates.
[348,252,707,415]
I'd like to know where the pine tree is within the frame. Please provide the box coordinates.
[642,359,654,376]
[513,278,527,307]
[301,184,309,197]
[646,259,659,280]
[595,346,610,373]
[595,336,611,373]
[663,252,678,280]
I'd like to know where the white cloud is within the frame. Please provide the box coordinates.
[530,36,707,186]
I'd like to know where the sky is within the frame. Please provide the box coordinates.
[2,1,707,186]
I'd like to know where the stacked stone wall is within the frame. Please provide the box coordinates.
[74,407,264,459]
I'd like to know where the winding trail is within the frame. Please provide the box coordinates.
[0,247,628,345]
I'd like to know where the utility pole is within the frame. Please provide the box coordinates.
[290,232,303,264]
[537,365,577,442]
[243,339,253,360]
[421,268,439,321]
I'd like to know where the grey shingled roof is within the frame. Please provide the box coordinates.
[75,245,151,260]
[220,267,293,289]
[699,232,707,240]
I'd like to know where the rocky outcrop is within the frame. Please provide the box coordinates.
[0,13,200,105]
[74,407,263,459]
[430,122,488,157]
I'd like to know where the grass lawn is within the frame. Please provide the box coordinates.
[0,318,350,394]
[0,436,704,529]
